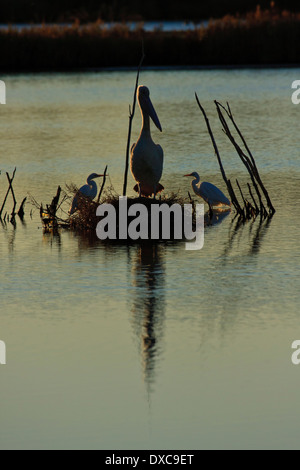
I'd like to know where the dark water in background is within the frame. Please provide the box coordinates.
[0,69,300,449]
[0,21,208,32]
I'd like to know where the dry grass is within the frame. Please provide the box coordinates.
[1,7,300,71]
[68,184,189,239]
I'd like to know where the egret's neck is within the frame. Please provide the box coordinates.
[87,179,97,189]
[192,175,200,189]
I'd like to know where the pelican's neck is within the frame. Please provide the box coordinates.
[140,104,151,135]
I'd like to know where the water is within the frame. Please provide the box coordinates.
[0,68,300,450]
[0,21,208,32]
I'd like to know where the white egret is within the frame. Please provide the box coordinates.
[130,85,164,198]
[184,172,231,212]
[69,173,104,215]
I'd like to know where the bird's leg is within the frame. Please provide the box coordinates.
[139,183,142,198]
[153,184,157,200]
[209,204,213,220]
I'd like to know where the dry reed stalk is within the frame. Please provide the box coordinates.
[195,95,275,221]
[0,167,16,219]
[122,42,145,197]
[195,94,244,217]
[97,165,108,203]
[17,197,27,219]
[215,101,275,216]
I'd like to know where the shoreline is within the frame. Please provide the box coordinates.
[1,63,300,75]
[1,10,300,73]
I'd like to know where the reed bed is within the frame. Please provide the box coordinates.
[1,7,300,71]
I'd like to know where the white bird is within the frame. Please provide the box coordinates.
[184,172,231,212]
[69,173,104,215]
[130,85,164,198]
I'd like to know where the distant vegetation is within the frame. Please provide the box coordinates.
[0,7,300,71]
[0,0,300,23]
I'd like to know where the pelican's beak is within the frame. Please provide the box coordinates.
[146,96,162,132]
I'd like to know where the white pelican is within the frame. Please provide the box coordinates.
[184,172,231,211]
[69,173,104,215]
[130,85,164,198]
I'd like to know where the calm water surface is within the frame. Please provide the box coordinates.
[0,69,300,450]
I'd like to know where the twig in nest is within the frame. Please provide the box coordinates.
[97,165,108,204]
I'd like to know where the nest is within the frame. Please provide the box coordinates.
[68,185,190,243]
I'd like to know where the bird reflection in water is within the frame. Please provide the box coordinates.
[42,229,62,251]
[204,207,231,227]
[130,243,166,399]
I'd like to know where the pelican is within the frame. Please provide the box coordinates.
[130,85,164,198]
[184,172,231,212]
[69,173,104,215]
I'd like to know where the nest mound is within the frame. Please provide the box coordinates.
[69,189,189,242]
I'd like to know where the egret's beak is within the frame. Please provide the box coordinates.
[96,174,105,178]
[146,95,162,132]
[184,174,192,177]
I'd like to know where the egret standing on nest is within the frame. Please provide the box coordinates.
[69,173,104,215]
[130,85,164,198]
[184,172,231,213]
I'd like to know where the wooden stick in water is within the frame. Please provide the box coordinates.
[0,167,16,219]
[216,101,275,216]
[18,197,27,219]
[122,43,145,197]
[6,172,17,221]
[194,94,243,217]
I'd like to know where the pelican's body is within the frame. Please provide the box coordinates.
[130,85,164,198]
[185,172,231,210]
[69,173,104,215]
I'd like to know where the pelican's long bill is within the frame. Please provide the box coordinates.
[145,95,162,132]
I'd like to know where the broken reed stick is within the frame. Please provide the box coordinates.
[247,183,259,215]
[6,172,17,220]
[47,186,61,218]
[0,167,16,219]
[18,197,27,220]
[194,93,244,217]
[97,165,108,204]
[215,101,275,216]
[236,179,247,209]
[224,101,275,215]
[122,43,145,197]
[215,101,266,216]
